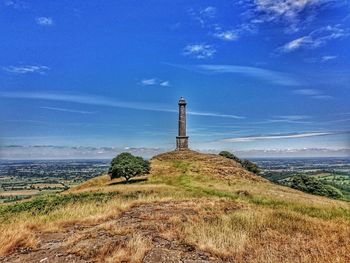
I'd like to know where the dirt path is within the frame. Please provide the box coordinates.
[0,201,226,263]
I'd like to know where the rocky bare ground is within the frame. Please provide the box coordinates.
[0,200,227,263]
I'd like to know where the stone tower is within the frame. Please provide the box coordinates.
[176,97,189,150]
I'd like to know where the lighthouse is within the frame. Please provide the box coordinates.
[176,97,189,150]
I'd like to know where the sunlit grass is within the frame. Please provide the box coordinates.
[1,151,349,262]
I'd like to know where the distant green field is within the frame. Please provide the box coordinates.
[261,171,350,201]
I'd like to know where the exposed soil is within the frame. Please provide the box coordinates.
[0,200,228,263]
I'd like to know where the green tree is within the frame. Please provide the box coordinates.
[109,152,150,181]
[218,151,241,163]
[219,151,260,174]
[290,175,343,199]
[241,160,261,174]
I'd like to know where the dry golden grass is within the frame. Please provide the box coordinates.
[104,233,152,263]
[180,207,350,262]
[64,212,152,263]
[0,224,38,256]
[0,196,135,256]
[0,150,349,262]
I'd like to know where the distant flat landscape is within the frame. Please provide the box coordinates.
[0,159,109,203]
[1,157,349,203]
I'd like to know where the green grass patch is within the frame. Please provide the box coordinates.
[248,195,350,221]
[0,192,118,221]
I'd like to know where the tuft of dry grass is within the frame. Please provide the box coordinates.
[104,233,152,263]
[0,224,38,256]
[65,221,151,263]
[180,207,350,262]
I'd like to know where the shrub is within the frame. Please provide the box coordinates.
[219,151,241,163]
[219,151,260,174]
[109,152,150,181]
[241,160,261,174]
[290,175,343,199]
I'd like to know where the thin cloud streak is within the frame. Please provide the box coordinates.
[293,89,333,100]
[222,131,345,142]
[40,106,96,114]
[0,92,245,119]
[188,111,244,119]
[279,25,349,53]
[169,64,301,86]
[2,65,49,74]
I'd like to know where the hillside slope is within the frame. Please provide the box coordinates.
[1,150,350,263]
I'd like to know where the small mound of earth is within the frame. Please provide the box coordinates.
[153,150,263,182]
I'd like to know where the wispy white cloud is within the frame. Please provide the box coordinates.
[140,78,157,85]
[40,106,96,114]
[213,30,239,41]
[140,78,170,87]
[0,145,166,159]
[241,0,340,32]
[159,81,170,87]
[183,44,216,59]
[304,55,338,63]
[199,6,216,19]
[293,89,320,96]
[312,95,334,100]
[174,64,301,86]
[0,91,245,119]
[274,115,310,121]
[228,148,350,157]
[189,6,217,27]
[3,0,27,9]
[253,0,326,21]
[222,131,339,142]
[261,115,313,124]
[35,16,54,26]
[190,5,257,42]
[2,145,349,158]
[188,111,244,119]
[211,23,258,41]
[279,25,349,53]
[293,89,333,100]
[0,92,168,112]
[280,36,313,52]
[321,55,337,62]
[2,65,50,74]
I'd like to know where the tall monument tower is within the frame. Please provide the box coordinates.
[176,97,189,150]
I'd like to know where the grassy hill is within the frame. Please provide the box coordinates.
[1,150,350,262]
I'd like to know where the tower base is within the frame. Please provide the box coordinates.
[176,136,189,150]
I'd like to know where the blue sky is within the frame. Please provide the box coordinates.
[0,0,350,158]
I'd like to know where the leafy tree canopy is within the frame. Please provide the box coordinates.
[219,151,260,174]
[290,175,343,199]
[219,151,241,163]
[109,152,150,181]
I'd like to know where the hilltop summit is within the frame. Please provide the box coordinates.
[153,150,263,181]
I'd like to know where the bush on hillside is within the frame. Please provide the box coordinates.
[218,151,241,163]
[109,152,150,181]
[290,175,343,199]
[241,160,261,175]
[219,151,260,174]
